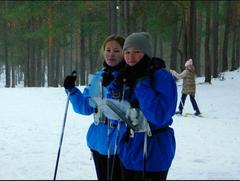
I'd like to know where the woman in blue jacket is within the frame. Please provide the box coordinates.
[63,34,125,180]
[108,32,177,180]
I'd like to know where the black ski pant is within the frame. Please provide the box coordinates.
[120,161,168,181]
[91,149,122,180]
[178,93,200,113]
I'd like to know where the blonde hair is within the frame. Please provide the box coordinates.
[100,34,125,57]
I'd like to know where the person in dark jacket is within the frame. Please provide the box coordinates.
[170,59,201,116]
[63,35,125,180]
[107,32,177,180]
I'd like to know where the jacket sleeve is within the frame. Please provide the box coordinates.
[67,71,104,115]
[134,69,177,128]
[170,69,187,80]
[68,87,94,115]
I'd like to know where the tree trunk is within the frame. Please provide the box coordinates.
[189,1,198,74]
[71,34,74,72]
[122,0,130,36]
[79,28,86,85]
[36,41,43,87]
[204,2,211,83]
[170,22,178,70]
[129,1,138,33]
[222,1,232,72]
[47,2,54,87]
[75,27,81,86]
[182,7,190,70]
[109,0,117,34]
[236,2,240,68]
[196,10,203,76]
[212,1,219,78]
[4,43,10,87]
[230,28,236,71]
[3,1,10,88]
[236,25,240,68]
[11,63,15,88]
[55,43,61,86]
[88,32,94,74]
[29,37,36,87]
[41,50,46,87]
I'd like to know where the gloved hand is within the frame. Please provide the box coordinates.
[63,71,77,89]
[102,68,114,87]
[107,66,131,99]
[114,66,131,86]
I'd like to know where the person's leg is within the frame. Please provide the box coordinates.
[109,154,122,180]
[189,95,200,114]
[177,93,187,113]
[120,161,135,180]
[92,150,122,180]
[91,149,107,180]
[120,161,169,181]
[146,170,169,181]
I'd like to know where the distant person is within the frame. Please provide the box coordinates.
[63,35,125,180]
[170,59,201,116]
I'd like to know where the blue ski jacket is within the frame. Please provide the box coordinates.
[65,70,123,156]
[113,68,178,172]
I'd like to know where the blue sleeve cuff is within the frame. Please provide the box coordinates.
[65,87,78,95]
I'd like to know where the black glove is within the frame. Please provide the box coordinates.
[112,65,133,88]
[102,68,114,87]
[63,71,77,89]
[106,66,132,99]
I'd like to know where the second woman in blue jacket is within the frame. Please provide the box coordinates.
[63,34,125,180]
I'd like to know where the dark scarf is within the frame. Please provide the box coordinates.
[124,55,166,108]
[101,60,126,87]
[103,60,126,72]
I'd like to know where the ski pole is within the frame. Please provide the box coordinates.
[143,119,148,180]
[98,77,111,180]
[53,91,70,180]
[110,84,126,180]
[180,99,185,114]
[53,71,76,180]
[110,121,120,180]
[107,119,111,181]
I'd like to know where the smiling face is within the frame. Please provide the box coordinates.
[123,48,144,66]
[103,40,124,67]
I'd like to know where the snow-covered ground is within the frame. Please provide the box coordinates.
[0,69,240,180]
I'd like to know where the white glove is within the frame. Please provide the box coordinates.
[126,108,150,133]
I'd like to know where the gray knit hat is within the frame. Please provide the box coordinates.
[123,32,153,58]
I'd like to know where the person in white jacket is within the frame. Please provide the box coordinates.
[170,59,201,116]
